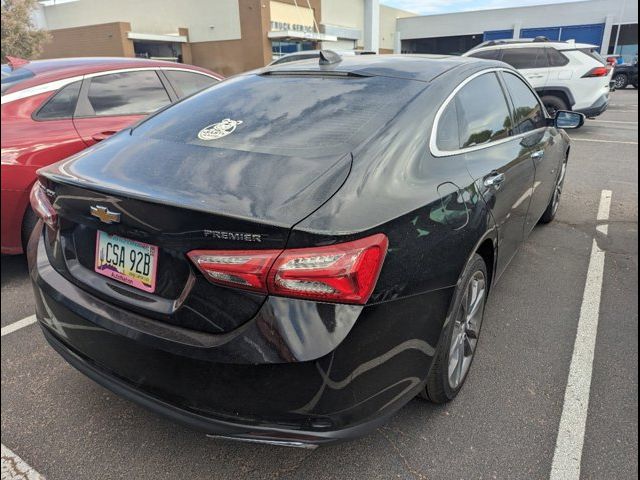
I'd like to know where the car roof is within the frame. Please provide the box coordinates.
[466,40,597,55]
[259,54,496,83]
[4,57,221,93]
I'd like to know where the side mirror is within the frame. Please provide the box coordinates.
[555,111,585,130]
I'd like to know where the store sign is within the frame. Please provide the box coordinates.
[270,21,314,33]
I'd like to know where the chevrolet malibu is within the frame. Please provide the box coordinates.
[28,53,584,447]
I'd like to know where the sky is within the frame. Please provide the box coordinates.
[382,0,586,15]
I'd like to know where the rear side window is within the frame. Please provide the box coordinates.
[164,70,218,98]
[502,72,546,133]
[469,49,502,61]
[501,48,549,69]
[87,71,171,116]
[547,48,570,67]
[455,73,512,148]
[35,80,81,120]
[436,101,460,151]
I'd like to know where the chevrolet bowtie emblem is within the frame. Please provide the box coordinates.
[90,205,121,224]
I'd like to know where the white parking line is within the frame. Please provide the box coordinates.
[587,120,638,125]
[596,190,613,235]
[1,315,37,337]
[1,444,45,479]
[549,190,611,480]
[570,138,639,145]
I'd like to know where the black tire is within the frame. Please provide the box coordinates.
[21,208,38,254]
[540,157,568,224]
[613,73,629,90]
[541,95,568,118]
[421,254,488,403]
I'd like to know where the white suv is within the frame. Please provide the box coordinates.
[463,38,613,118]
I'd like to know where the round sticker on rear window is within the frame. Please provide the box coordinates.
[198,119,243,141]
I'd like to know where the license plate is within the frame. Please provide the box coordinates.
[94,231,158,293]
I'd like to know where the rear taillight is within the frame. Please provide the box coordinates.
[582,66,610,78]
[268,234,388,304]
[29,181,57,228]
[188,233,388,304]
[187,249,281,293]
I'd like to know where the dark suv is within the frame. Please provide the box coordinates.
[613,60,639,89]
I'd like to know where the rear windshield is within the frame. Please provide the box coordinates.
[1,65,35,95]
[579,48,606,65]
[133,73,426,157]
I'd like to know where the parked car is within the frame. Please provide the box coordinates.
[1,57,222,254]
[269,49,375,66]
[612,60,639,89]
[464,38,613,117]
[28,53,583,447]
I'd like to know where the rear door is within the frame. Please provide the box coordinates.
[500,70,561,235]
[501,47,551,90]
[452,71,536,278]
[73,70,174,146]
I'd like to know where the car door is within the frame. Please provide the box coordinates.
[501,47,551,90]
[500,70,562,235]
[73,70,174,146]
[452,71,536,278]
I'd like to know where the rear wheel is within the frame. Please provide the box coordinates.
[613,73,629,90]
[541,95,568,118]
[421,254,488,403]
[540,158,568,224]
[21,208,38,254]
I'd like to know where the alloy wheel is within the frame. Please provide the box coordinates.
[448,270,486,389]
[614,74,628,89]
[551,161,568,216]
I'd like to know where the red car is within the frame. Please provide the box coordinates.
[1,57,222,254]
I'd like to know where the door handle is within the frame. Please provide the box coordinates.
[484,171,506,189]
[531,150,545,161]
[91,131,117,142]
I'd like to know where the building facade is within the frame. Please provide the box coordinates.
[35,0,414,76]
[396,0,638,63]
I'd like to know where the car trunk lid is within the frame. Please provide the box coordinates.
[39,133,351,333]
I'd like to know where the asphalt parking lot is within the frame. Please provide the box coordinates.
[2,90,638,480]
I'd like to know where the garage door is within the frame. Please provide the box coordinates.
[521,27,561,41]
[560,24,605,49]
[484,30,514,41]
[520,24,606,50]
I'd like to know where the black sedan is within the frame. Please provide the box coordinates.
[28,52,584,447]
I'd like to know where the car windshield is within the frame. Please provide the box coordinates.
[1,65,35,95]
[133,73,426,157]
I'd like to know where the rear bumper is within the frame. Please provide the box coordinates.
[30,230,453,445]
[40,326,393,447]
[575,93,609,118]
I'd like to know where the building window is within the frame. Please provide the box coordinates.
[608,24,639,64]
[401,35,483,55]
[271,41,316,60]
